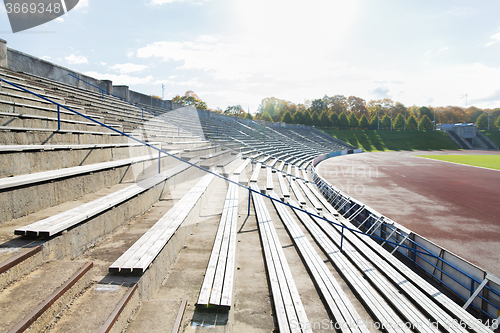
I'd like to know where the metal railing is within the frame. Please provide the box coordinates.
[2,72,497,328]
[0,75,384,254]
[68,73,316,178]
[311,165,500,323]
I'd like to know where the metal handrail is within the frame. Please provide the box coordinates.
[67,73,310,178]
[0,75,428,258]
[311,164,500,320]
[7,74,495,320]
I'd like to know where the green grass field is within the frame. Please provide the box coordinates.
[321,129,459,152]
[481,130,500,147]
[416,155,500,170]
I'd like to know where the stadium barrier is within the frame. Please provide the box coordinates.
[311,155,500,324]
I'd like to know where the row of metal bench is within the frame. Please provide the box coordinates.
[15,160,198,237]
[197,175,239,307]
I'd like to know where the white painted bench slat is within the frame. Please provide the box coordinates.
[292,203,416,333]
[250,163,261,183]
[251,184,311,333]
[271,194,370,333]
[198,175,239,307]
[109,173,215,274]
[312,186,492,333]
[15,162,195,237]
[0,152,175,190]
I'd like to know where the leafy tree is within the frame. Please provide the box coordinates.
[338,113,349,128]
[224,105,245,117]
[328,95,348,114]
[261,112,273,122]
[293,111,305,124]
[281,111,293,124]
[310,99,327,113]
[491,108,500,127]
[348,112,359,129]
[329,113,339,128]
[393,114,405,130]
[476,113,488,129]
[359,114,369,129]
[419,115,433,130]
[434,106,465,124]
[495,115,500,129]
[369,115,379,129]
[311,112,320,126]
[393,102,407,117]
[419,106,433,120]
[172,90,208,110]
[381,115,391,129]
[303,112,313,126]
[244,112,253,120]
[406,115,418,130]
[347,96,367,114]
[467,106,483,123]
[319,111,331,127]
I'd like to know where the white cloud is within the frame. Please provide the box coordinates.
[148,0,186,5]
[74,0,89,11]
[197,35,218,43]
[444,7,474,17]
[55,17,64,23]
[109,63,148,74]
[41,56,52,61]
[486,31,500,47]
[153,77,203,87]
[136,2,362,85]
[391,62,500,108]
[65,54,88,64]
[84,71,154,85]
[438,47,449,52]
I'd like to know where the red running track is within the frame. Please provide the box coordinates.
[317,150,500,277]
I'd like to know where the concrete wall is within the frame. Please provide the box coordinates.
[129,90,174,110]
[6,48,108,92]
[113,85,130,101]
[454,124,477,138]
[0,39,7,68]
[1,41,179,111]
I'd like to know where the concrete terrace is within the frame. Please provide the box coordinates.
[0,43,499,333]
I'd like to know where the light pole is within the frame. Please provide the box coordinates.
[434,108,436,130]
[488,110,490,130]
[417,111,420,131]
[377,108,380,130]
[161,84,165,100]
[404,108,406,131]
[461,94,468,123]
[390,108,393,130]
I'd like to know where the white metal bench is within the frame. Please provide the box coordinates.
[14,161,195,237]
[109,172,215,274]
[197,175,239,307]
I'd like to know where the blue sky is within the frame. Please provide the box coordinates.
[1,0,500,112]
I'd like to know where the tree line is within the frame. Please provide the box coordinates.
[171,91,500,130]
[226,95,500,130]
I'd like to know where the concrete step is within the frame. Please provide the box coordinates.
[0,141,161,178]
[0,153,186,222]
[0,260,92,333]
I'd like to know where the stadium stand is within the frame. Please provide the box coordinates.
[0,46,498,333]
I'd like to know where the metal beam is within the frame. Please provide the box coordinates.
[463,277,489,310]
